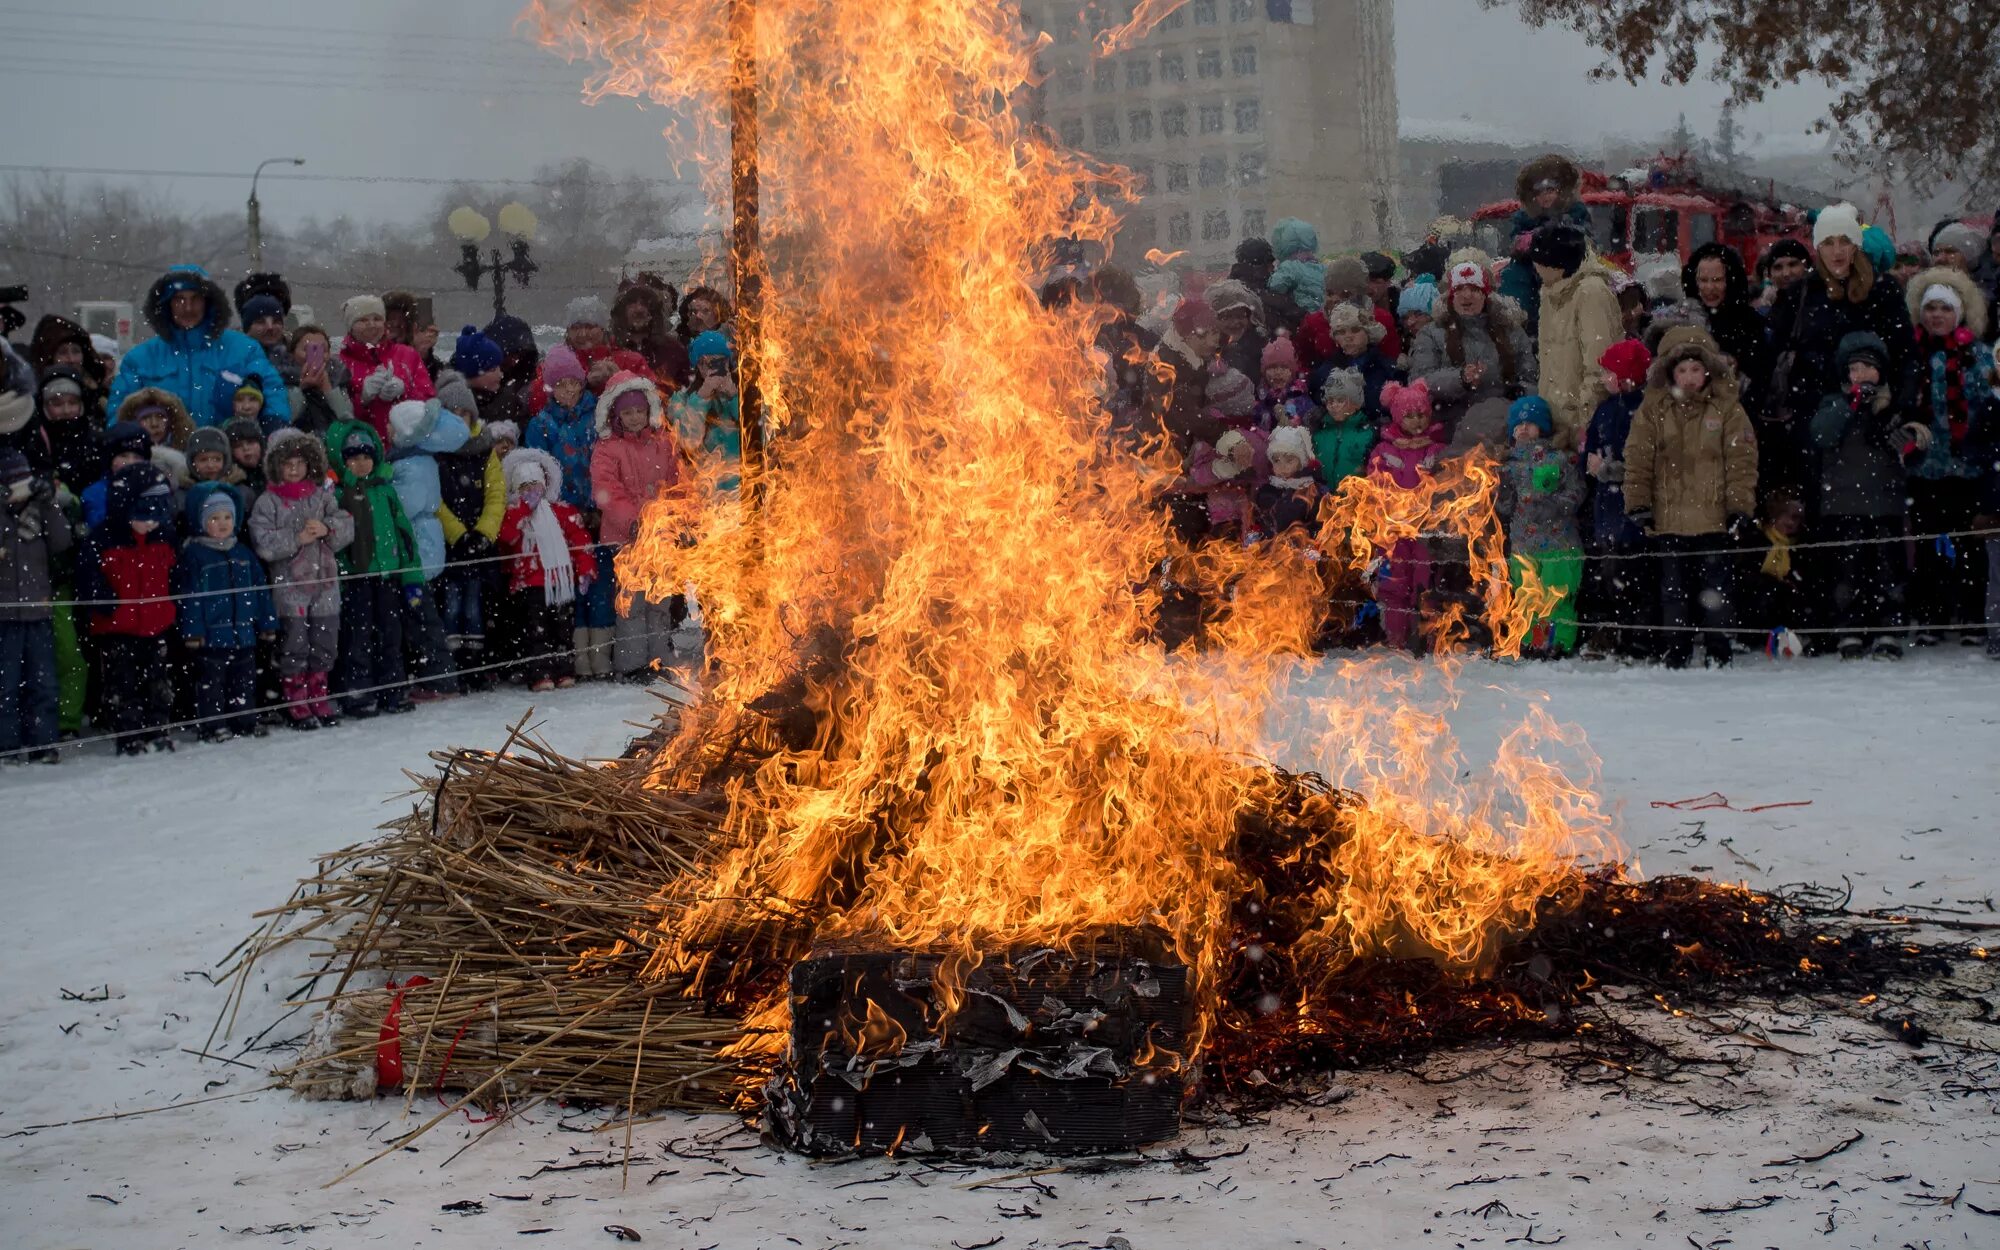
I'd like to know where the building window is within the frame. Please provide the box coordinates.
[1192,0,1218,25]
[1159,51,1185,83]
[1229,0,1256,20]
[1058,65,1084,95]
[1165,162,1190,191]
[1093,111,1120,147]
[1129,159,1155,192]
[1126,58,1151,89]
[1060,116,1086,147]
[1203,209,1232,241]
[1127,214,1158,246]
[1241,208,1267,238]
[1127,109,1154,142]
[1196,47,1223,79]
[1162,7,1184,28]
[1094,61,1116,92]
[1199,155,1226,187]
[1169,212,1192,245]
[1236,150,1265,185]
[1232,45,1258,75]
[1161,103,1188,137]
[1234,98,1260,133]
[1198,103,1224,134]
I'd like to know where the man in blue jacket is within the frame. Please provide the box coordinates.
[106,264,291,430]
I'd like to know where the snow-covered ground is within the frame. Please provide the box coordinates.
[5,653,1998,1249]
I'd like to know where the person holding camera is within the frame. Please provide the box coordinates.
[669,331,742,493]
[1810,332,1916,658]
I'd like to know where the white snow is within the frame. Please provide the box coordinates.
[4,654,1998,1248]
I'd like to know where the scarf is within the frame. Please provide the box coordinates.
[196,533,238,553]
[522,497,577,607]
[269,477,318,503]
[1267,473,1316,490]
[1760,525,1792,581]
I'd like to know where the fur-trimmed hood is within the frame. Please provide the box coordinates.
[595,370,665,438]
[1516,154,1581,211]
[142,264,233,342]
[27,313,109,387]
[502,446,564,501]
[1905,265,1989,340]
[676,286,734,344]
[1645,325,1736,394]
[265,426,330,481]
[612,280,674,343]
[1681,242,1753,309]
[116,386,195,450]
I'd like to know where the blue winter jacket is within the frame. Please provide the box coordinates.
[106,265,292,430]
[524,393,599,512]
[1582,390,1646,547]
[177,506,278,650]
[390,404,472,582]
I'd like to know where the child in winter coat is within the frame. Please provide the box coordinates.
[591,371,686,679]
[526,348,613,679]
[82,462,179,754]
[1183,367,1269,542]
[1366,380,1447,651]
[1266,218,1326,319]
[1579,339,1654,659]
[287,325,356,439]
[177,490,277,742]
[1746,488,1812,654]
[0,450,72,761]
[1623,326,1759,668]
[498,449,598,692]
[389,399,472,698]
[1252,425,1324,541]
[1313,368,1377,493]
[326,420,421,717]
[1497,396,1587,656]
[231,377,271,435]
[670,332,743,492]
[1301,303,1403,417]
[118,387,194,494]
[225,417,266,496]
[1810,331,1917,658]
[433,377,507,687]
[249,429,354,730]
[1254,337,1315,432]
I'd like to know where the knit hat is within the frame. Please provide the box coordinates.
[186,426,229,463]
[484,314,537,358]
[388,399,437,448]
[1325,302,1385,343]
[341,294,387,326]
[1234,237,1275,268]
[1204,278,1266,328]
[543,345,587,387]
[1506,395,1553,438]
[435,372,477,418]
[1917,281,1964,317]
[1260,337,1297,372]
[1205,367,1257,418]
[100,421,152,463]
[239,293,286,326]
[1444,261,1488,296]
[688,330,734,366]
[1835,331,1889,374]
[1527,224,1588,276]
[1360,251,1397,281]
[1763,238,1811,267]
[1931,221,1984,261]
[450,324,504,376]
[1398,277,1439,316]
[234,375,264,400]
[1323,255,1368,298]
[1812,202,1864,249]
[1267,424,1313,468]
[1380,379,1432,424]
[1895,240,1931,266]
[341,430,377,459]
[565,295,608,328]
[38,374,82,401]
[1598,339,1652,389]
[1170,297,1218,337]
[199,489,237,525]
[483,419,520,446]
[0,449,30,487]
[224,416,264,447]
[1318,367,1365,410]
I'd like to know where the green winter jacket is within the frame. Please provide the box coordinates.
[325,419,422,585]
[1313,409,1377,492]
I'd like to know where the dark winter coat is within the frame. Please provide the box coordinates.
[1252,478,1323,539]
[81,462,179,637]
[177,517,277,651]
[611,283,691,389]
[6,365,104,491]
[0,480,73,623]
[106,265,291,428]
[1810,333,1910,520]
[1581,390,1645,547]
[1682,242,1775,419]
[1768,256,1912,424]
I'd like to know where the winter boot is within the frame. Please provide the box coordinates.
[282,675,320,730]
[1837,635,1865,660]
[308,672,340,727]
[1870,636,1903,660]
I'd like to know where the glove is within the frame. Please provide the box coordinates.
[451,532,495,562]
[1726,512,1756,543]
[405,584,425,610]
[360,368,388,401]
[378,372,406,403]
[1628,507,1654,534]
[1597,457,1626,484]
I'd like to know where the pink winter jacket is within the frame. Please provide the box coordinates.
[338,338,436,442]
[590,370,683,546]
[1365,423,1448,489]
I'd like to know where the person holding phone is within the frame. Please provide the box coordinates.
[286,326,356,438]
[668,331,743,493]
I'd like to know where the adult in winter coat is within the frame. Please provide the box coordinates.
[1623,326,1758,667]
[592,370,687,677]
[106,264,291,430]
[1681,242,1774,420]
[1498,155,1594,335]
[1407,259,1537,457]
[1809,331,1915,655]
[1531,225,1623,450]
[1767,203,1913,495]
[611,277,691,390]
[26,313,112,422]
[337,295,436,442]
[1319,256,1402,362]
[234,272,299,390]
[1205,278,1269,381]
[285,325,356,439]
[670,331,743,492]
[248,428,354,729]
[1897,265,1997,639]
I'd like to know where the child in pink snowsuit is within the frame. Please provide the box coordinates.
[1366,379,1447,650]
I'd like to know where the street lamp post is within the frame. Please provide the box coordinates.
[248,157,305,271]
[449,203,539,319]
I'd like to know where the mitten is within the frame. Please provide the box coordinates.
[1628,507,1654,534]
[360,368,386,401]
[379,372,406,403]
[1598,457,1625,484]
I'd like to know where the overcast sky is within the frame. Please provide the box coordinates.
[0,0,1838,227]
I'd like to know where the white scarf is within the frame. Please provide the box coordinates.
[522,494,577,607]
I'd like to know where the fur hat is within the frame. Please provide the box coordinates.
[596,370,664,437]
[1904,266,1988,339]
[1598,339,1652,389]
[1515,154,1581,208]
[1528,224,1588,276]
[1506,395,1553,438]
[265,427,327,478]
[224,416,264,448]
[1322,256,1369,299]
[1812,203,1864,250]
[1325,302,1386,345]
[1266,424,1313,468]
[1930,221,1985,263]
[1318,367,1365,410]
[503,446,563,500]
[543,345,587,387]
[341,294,387,326]
[1205,367,1258,418]
[1380,379,1432,424]
[1170,297,1218,337]
[564,295,608,328]
[1360,251,1397,281]
[1398,276,1439,316]
[450,325,504,376]
[1646,325,1732,393]
[1260,336,1297,372]
[185,426,229,464]
[1640,263,1685,304]
[483,419,521,446]
[1203,278,1266,329]
[38,373,82,402]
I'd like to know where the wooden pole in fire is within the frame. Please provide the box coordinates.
[729,0,765,509]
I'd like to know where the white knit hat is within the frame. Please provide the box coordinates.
[341,294,387,326]
[1211,429,1249,479]
[1812,202,1864,250]
[1267,424,1312,468]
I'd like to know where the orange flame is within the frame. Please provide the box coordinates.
[531,0,1615,1072]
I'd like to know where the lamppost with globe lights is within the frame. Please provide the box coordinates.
[449,202,540,319]
[248,157,305,271]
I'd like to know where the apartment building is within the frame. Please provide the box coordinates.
[1022,0,1399,270]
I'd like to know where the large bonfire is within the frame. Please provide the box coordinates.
[235,0,1981,1161]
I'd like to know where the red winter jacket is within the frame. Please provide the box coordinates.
[591,425,682,546]
[497,500,599,596]
[339,338,436,441]
[90,537,177,637]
